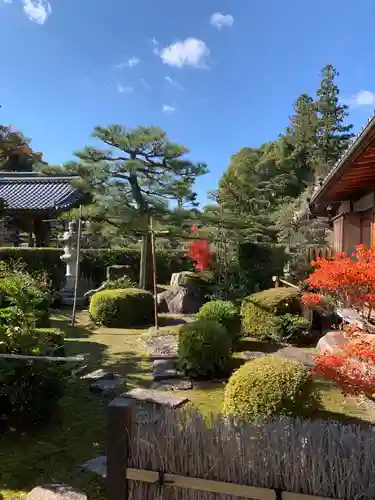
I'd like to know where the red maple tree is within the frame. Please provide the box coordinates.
[303,245,375,395]
[185,226,213,272]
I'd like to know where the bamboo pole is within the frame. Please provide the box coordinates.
[150,216,159,333]
[71,205,83,327]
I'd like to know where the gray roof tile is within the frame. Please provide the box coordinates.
[0,175,83,211]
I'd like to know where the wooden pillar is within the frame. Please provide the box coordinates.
[107,398,133,500]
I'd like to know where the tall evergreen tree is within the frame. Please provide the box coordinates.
[284,93,319,188]
[315,64,354,176]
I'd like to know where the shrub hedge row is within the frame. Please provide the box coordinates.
[0,247,192,289]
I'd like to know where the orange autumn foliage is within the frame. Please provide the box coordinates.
[303,244,375,318]
[303,246,375,395]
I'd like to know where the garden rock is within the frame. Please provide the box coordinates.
[153,359,179,381]
[157,285,203,314]
[317,330,347,354]
[274,346,316,367]
[27,485,87,500]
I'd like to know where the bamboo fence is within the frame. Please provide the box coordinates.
[107,398,375,500]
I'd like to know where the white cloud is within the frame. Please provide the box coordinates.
[22,0,51,24]
[158,38,210,68]
[210,12,234,29]
[164,76,183,90]
[163,104,176,114]
[117,83,133,93]
[141,78,152,90]
[3,0,12,4]
[352,90,375,107]
[115,57,140,69]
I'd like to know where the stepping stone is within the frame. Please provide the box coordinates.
[238,351,266,361]
[153,359,179,381]
[274,346,315,367]
[124,388,188,408]
[149,354,178,361]
[81,456,106,479]
[89,374,124,395]
[27,485,87,500]
[151,379,193,391]
[81,369,115,381]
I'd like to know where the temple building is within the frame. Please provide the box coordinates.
[0,172,84,247]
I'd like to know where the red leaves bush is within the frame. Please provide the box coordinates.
[303,246,375,395]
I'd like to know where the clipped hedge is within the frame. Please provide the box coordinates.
[241,287,301,340]
[196,300,241,342]
[223,355,318,422]
[89,288,154,328]
[178,320,232,379]
[0,247,191,289]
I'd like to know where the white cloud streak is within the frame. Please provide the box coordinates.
[163,104,176,114]
[22,0,51,24]
[210,12,234,29]
[158,38,210,68]
[117,83,133,94]
[164,76,183,90]
[115,56,140,69]
[141,78,152,90]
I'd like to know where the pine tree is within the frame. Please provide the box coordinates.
[284,93,319,188]
[43,124,207,288]
[315,64,354,176]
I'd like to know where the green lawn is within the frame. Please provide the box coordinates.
[1,311,374,500]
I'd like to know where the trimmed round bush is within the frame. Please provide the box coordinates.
[104,275,136,290]
[89,288,154,327]
[178,320,232,379]
[223,355,318,422]
[241,287,301,340]
[196,300,241,341]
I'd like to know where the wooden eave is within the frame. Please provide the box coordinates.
[310,115,375,206]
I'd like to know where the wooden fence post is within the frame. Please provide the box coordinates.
[107,397,134,500]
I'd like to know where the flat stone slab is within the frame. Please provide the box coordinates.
[238,351,267,361]
[153,359,179,381]
[124,388,188,408]
[81,456,106,478]
[81,369,116,381]
[27,485,87,500]
[274,346,316,367]
[90,376,124,395]
[317,330,347,354]
[151,379,193,391]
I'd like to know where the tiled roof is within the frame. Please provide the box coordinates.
[0,173,83,212]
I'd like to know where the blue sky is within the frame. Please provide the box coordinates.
[2,0,375,205]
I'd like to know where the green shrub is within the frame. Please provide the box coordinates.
[103,275,136,290]
[178,320,232,379]
[0,247,192,289]
[223,355,318,422]
[89,288,154,327]
[0,263,51,328]
[241,287,301,340]
[274,314,310,343]
[0,322,68,427]
[196,300,241,341]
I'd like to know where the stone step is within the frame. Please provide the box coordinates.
[27,485,87,500]
[152,359,181,381]
[124,388,188,408]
